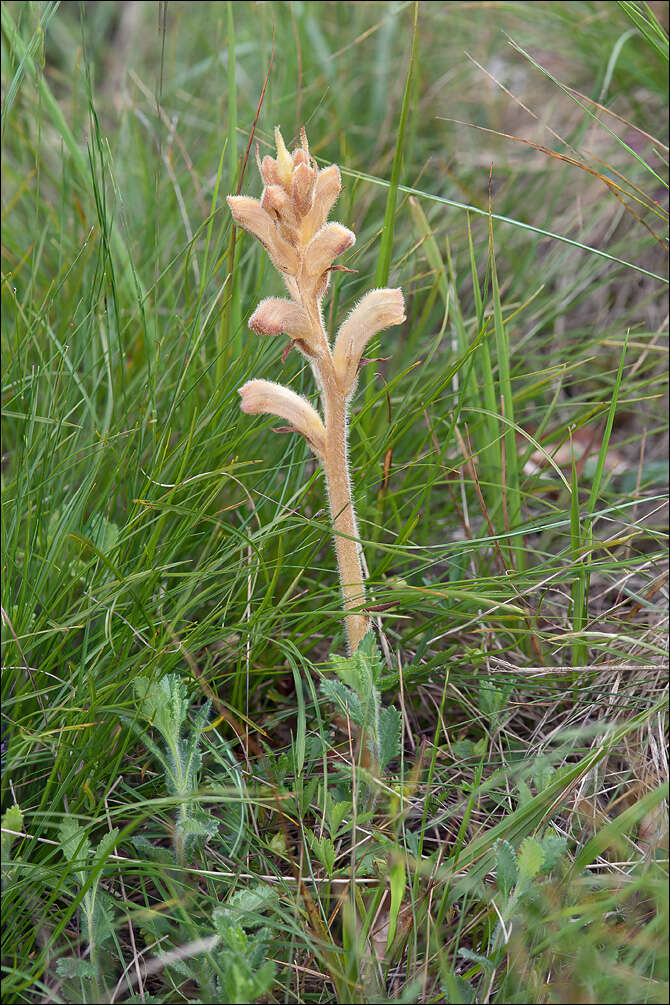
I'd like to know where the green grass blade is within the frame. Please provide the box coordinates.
[618,1,669,61]
[344,168,668,284]
[586,330,630,519]
[0,0,60,132]
[507,35,667,187]
[490,219,524,571]
[571,438,587,666]
[364,0,419,417]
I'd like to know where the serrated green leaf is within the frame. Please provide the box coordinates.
[320,836,336,877]
[356,851,376,876]
[301,775,318,815]
[1,804,23,862]
[178,813,219,838]
[479,681,507,720]
[541,832,568,872]
[534,760,555,792]
[59,818,91,884]
[404,830,419,857]
[495,838,518,897]
[441,973,477,1004]
[86,513,120,554]
[327,799,351,837]
[273,751,290,785]
[213,910,248,952]
[458,946,495,972]
[55,957,98,980]
[191,699,213,739]
[138,911,173,942]
[379,705,402,770]
[226,883,278,922]
[247,928,272,970]
[92,827,119,869]
[517,836,544,880]
[268,831,286,856]
[452,739,474,759]
[516,778,533,807]
[181,739,203,792]
[133,674,188,747]
[160,954,193,978]
[330,632,383,692]
[309,831,336,876]
[320,678,363,725]
[92,893,115,945]
[357,631,384,673]
[131,835,174,865]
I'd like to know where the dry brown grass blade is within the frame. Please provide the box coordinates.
[564,83,670,152]
[438,117,669,249]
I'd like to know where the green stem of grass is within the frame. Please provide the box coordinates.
[364,0,419,426]
[572,330,629,665]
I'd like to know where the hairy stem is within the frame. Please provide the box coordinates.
[323,386,369,652]
[302,291,369,652]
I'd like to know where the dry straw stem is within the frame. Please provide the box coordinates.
[229,127,405,652]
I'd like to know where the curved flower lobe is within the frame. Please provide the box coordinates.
[333,288,405,395]
[227,195,299,275]
[248,298,319,357]
[304,223,355,278]
[238,379,326,457]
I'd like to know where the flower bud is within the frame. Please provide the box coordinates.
[302,164,342,240]
[304,223,355,278]
[269,236,300,275]
[299,125,310,155]
[313,165,341,219]
[259,155,280,187]
[292,162,316,216]
[261,184,290,214]
[274,126,294,188]
[249,298,313,345]
[227,195,275,246]
[261,185,300,230]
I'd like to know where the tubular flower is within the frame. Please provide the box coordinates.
[230,127,405,653]
[239,380,326,459]
[333,288,406,397]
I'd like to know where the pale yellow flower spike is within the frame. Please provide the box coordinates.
[227,127,405,653]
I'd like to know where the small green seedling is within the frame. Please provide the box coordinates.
[321,632,402,776]
[56,819,119,1003]
[126,673,219,865]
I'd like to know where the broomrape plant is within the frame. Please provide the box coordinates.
[228,127,405,655]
